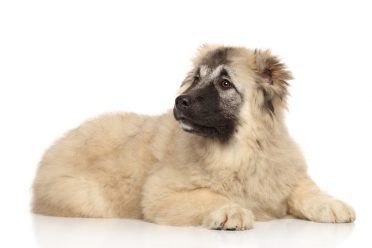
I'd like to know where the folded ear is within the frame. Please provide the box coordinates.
[254,49,293,115]
[254,49,293,86]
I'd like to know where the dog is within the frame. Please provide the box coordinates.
[32,44,355,230]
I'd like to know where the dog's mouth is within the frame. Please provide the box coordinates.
[177,117,216,134]
[176,117,229,141]
[173,107,235,141]
[173,108,216,135]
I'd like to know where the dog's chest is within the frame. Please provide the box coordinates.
[206,151,295,219]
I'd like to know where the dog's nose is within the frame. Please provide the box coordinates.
[175,95,192,109]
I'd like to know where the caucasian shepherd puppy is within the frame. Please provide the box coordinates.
[32,45,355,230]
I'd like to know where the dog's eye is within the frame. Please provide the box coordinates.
[220,79,232,89]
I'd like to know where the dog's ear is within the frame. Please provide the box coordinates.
[254,49,293,87]
[254,49,293,115]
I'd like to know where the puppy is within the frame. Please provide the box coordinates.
[32,44,355,230]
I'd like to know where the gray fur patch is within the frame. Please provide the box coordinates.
[200,47,232,69]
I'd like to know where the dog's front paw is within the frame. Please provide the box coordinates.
[300,196,355,223]
[202,204,254,230]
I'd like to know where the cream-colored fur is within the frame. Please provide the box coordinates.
[32,45,355,230]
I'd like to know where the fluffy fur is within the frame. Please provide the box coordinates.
[32,45,355,230]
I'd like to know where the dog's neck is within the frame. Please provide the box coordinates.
[183,113,288,171]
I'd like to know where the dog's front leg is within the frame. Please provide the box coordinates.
[142,187,254,230]
[288,178,355,223]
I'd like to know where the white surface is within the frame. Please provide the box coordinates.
[31,217,357,248]
[1,0,371,247]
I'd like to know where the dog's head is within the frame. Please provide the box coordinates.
[173,44,292,142]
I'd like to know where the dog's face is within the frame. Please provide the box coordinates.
[173,45,292,142]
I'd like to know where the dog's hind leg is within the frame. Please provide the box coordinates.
[32,175,116,218]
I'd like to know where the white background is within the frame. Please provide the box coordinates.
[0,0,371,247]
